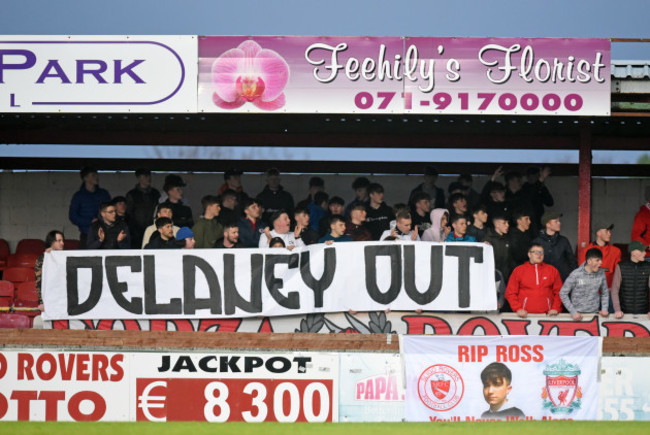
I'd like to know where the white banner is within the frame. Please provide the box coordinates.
[339,353,405,422]
[0,35,197,112]
[599,357,650,421]
[42,242,497,320]
[403,336,601,421]
[0,350,338,422]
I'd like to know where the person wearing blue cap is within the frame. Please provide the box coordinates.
[176,227,195,249]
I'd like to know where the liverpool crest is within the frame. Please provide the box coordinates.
[541,359,583,414]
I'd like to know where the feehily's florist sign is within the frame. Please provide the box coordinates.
[198,36,610,116]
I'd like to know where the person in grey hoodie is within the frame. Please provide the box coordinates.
[560,248,610,321]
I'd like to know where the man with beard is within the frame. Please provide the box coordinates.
[214,223,244,249]
[144,217,178,249]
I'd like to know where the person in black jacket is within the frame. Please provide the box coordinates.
[532,212,577,281]
[485,213,516,283]
[522,166,554,233]
[256,168,295,224]
[87,202,130,249]
[509,209,533,266]
[160,175,193,228]
[144,217,179,249]
[612,241,650,318]
[126,168,160,249]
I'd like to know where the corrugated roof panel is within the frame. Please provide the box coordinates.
[611,61,650,79]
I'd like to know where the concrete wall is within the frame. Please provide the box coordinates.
[0,170,647,252]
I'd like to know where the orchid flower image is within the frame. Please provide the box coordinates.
[211,40,290,110]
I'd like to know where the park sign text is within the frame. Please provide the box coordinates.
[0,35,197,112]
[0,36,609,115]
[41,242,497,320]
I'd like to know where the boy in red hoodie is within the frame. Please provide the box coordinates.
[505,242,563,318]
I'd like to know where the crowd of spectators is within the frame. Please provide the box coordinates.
[37,165,650,318]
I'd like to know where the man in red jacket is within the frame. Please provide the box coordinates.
[631,186,650,258]
[505,242,563,318]
[577,222,621,288]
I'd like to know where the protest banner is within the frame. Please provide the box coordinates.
[42,242,497,320]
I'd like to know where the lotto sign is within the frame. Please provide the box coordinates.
[0,350,129,421]
[132,352,338,422]
[402,336,600,421]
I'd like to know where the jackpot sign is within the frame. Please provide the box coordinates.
[0,350,338,422]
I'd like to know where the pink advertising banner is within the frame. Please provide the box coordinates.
[198,36,611,116]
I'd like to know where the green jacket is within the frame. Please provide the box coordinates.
[192,217,223,249]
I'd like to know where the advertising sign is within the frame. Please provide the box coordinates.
[133,352,338,422]
[0,35,197,112]
[599,357,650,421]
[339,353,405,422]
[198,36,610,116]
[42,242,497,320]
[403,336,601,421]
[0,350,338,422]
[0,350,129,421]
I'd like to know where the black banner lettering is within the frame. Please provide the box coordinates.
[445,245,484,308]
[105,256,143,314]
[403,245,443,304]
[66,256,103,316]
[144,255,182,315]
[299,248,336,307]
[224,253,262,315]
[264,254,300,309]
[182,255,222,315]
[364,245,402,304]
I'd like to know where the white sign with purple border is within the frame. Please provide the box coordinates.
[0,35,197,113]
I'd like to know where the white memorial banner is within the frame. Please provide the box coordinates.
[42,242,497,320]
[403,336,601,421]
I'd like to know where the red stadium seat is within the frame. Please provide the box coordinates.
[64,239,80,250]
[0,280,14,307]
[15,281,38,301]
[15,239,45,256]
[3,267,36,283]
[14,281,40,317]
[0,239,10,271]
[0,313,32,329]
[7,253,40,268]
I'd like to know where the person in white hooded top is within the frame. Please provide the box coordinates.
[422,208,451,242]
[259,210,305,250]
